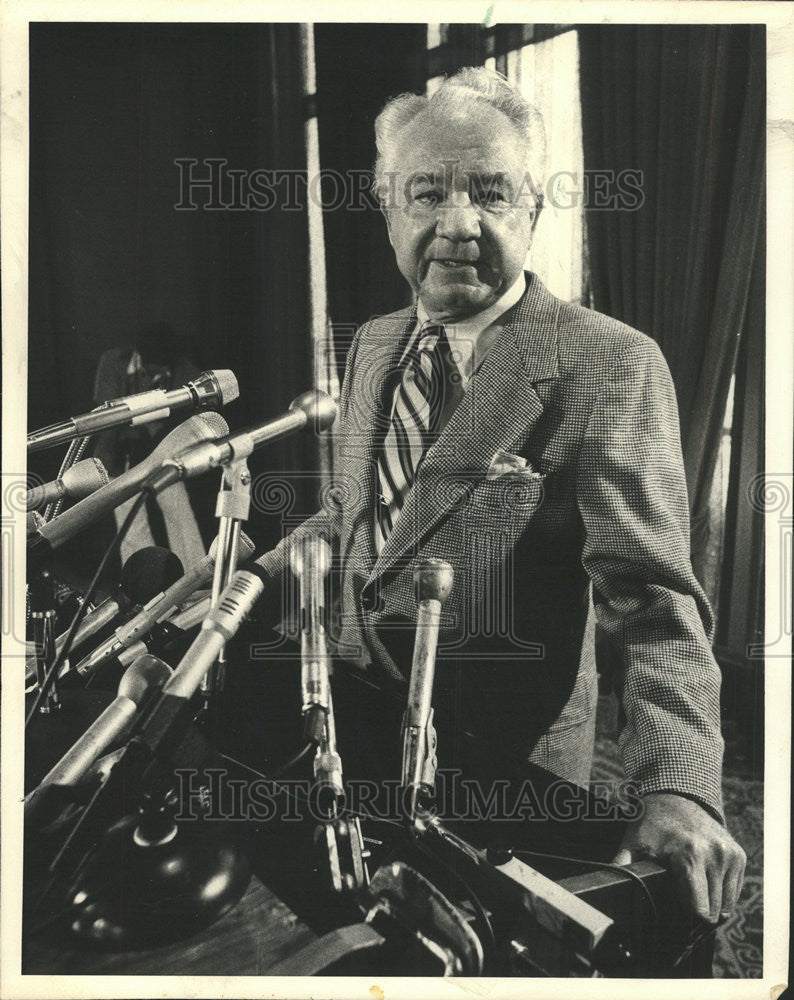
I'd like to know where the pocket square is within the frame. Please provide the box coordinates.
[486,449,543,481]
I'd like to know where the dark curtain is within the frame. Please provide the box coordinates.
[314,24,427,348]
[28,23,312,557]
[578,25,765,590]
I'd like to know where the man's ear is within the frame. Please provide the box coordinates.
[530,194,544,238]
[381,204,395,247]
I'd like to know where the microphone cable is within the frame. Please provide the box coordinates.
[25,490,148,727]
[512,846,659,922]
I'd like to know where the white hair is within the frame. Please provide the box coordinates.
[373,66,546,208]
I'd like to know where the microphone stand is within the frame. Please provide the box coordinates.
[200,455,251,708]
[28,570,62,714]
[28,570,266,947]
[398,560,631,977]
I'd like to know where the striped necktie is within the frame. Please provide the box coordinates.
[376,322,448,548]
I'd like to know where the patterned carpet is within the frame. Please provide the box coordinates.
[591,695,763,979]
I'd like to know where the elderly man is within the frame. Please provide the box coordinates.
[265,67,744,924]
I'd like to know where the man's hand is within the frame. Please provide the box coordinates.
[613,792,746,923]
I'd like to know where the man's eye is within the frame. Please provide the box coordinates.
[474,188,509,208]
[412,190,441,207]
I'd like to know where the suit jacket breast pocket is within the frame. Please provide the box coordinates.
[464,473,547,550]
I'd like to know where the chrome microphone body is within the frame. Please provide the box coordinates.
[145,390,337,494]
[290,534,333,720]
[27,412,229,562]
[27,369,239,452]
[401,559,454,822]
[25,655,172,826]
[162,568,267,700]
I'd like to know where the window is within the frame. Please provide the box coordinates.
[425,25,584,303]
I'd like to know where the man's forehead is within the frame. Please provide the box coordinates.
[391,104,526,173]
[404,165,514,186]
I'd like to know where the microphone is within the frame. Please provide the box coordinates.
[25,546,184,686]
[401,559,454,823]
[26,458,110,511]
[27,370,239,452]
[75,544,184,642]
[114,594,212,670]
[289,533,333,743]
[105,537,291,673]
[144,390,337,494]
[162,567,268,700]
[27,412,229,560]
[74,532,255,678]
[25,654,173,829]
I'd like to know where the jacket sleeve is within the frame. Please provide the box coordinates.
[575,335,725,821]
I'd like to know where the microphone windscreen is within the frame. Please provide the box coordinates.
[193,409,230,440]
[121,546,184,606]
[61,457,111,498]
[212,370,239,406]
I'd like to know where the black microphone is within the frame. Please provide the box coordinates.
[27,412,229,563]
[144,390,337,494]
[71,545,183,646]
[27,369,239,452]
[26,458,110,511]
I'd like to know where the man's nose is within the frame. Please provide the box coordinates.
[435,191,480,241]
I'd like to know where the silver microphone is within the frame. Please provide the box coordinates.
[401,559,454,822]
[162,568,267,700]
[144,390,337,494]
[27,369,239,452]
[26,458,110,510]
[290,533,333,732]
[25,655,172,826]
[28,412,230,557]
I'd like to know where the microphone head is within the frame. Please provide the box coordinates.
[193,409,230,438]
[414,558,454,604]
[61,457,110,498]
[190,370,239,407]
[118,654,173,704]
[288,390,337,433]
[289,532,332,580]
[121,546,185,606]
[212,369,239,406]
[149,412,230,468]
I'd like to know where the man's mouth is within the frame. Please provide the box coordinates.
[430,259,477,269]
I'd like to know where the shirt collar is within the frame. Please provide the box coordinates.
[414,272,527,384]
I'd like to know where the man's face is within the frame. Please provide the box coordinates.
[382,101,539,320]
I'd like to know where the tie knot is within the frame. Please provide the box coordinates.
[416,321,445,353]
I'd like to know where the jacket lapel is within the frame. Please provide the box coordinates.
[339,307,417,575]
[368,273,561,584]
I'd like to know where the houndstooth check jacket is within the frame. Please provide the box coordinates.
[263,271,725,820]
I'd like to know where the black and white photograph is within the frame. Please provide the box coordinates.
[1,3,791,997]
